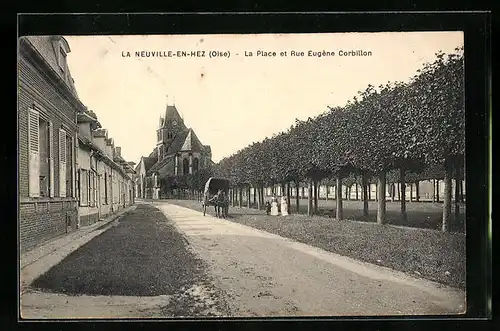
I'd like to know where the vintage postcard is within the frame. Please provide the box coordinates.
[19,32,466,319]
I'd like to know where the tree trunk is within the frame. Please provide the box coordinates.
[442,162,453,232]
[355,182,359,200]
[247,186,251,208]
[409,183,413,202]
[436,180,440,203]
[432,180,436,202]
[253,187,256,207]
[326,186,329,201]
[336,176,343,220]
[238,187,242,208]
[362,173,369,217]
[295,181,300,214]
[400,167,407,223]
[313,180,318,214]
[256,186,261,210]
[415,181,420,202]
[397,182,401,201]
[375,182,378,201]
[287,182,291,214]
[368,183,371,200]
[258,187,262,207]
[307,179,313,216]
[454,160,461,225]
[460,178,464,202]
[377,171,387,224]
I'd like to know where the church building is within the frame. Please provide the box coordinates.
[135,98,213,199]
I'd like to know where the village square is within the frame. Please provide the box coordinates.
[19,34,466,319]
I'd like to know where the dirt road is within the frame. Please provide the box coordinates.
[155,201,465,317]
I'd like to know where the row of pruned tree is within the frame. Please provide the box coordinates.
[214,47,465,232]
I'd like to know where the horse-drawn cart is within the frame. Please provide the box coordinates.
[202,177,230,218]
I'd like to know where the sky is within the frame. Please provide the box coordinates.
[64,32,463,164]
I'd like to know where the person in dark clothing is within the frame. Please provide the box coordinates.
[265,200,271,215]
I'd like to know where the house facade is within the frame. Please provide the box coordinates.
[134,156,157,199]
[18,36,83,252]
[76,114,136,227]
[135,100,213,198]
[19,35,136,254]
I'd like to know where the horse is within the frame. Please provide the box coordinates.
[204,189,229,218]
[213,190,229,218]
[216,191,229,218]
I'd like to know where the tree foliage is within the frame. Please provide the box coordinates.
[214,47,464,189]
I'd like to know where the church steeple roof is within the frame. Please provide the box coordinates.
[161,104,185,128]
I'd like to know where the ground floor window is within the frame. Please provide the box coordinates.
[79,169,88,206]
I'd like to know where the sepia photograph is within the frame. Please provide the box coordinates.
[18,31,467,319]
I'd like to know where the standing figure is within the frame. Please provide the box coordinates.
[270,194,279,216]
[265,201,271,215]
[280,196,289,216]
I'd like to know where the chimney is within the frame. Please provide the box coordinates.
[92,129,107,152]
[105,138,114,158]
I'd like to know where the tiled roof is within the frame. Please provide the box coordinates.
[142,156,157,172]
[78,136,132,178]
[166,129,190,155]
[179,129,205,153]
[148,148,158,159]
[23,36,79,98]
[147,156,173,176]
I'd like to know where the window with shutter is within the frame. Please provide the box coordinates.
[88,171,93,206]
[80,169,88,206]
[104,173,108,204]
[59,129,67,197]
[77,168,81,202]
[94,171,98,206]
[48,122,54,197]
[70,135,75,197]
[28,109,40,197]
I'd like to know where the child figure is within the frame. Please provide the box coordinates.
[265,200,271,215]
[280,196,289,216]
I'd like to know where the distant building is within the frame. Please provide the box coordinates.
[135,100,213,198]
[134,156,157,199]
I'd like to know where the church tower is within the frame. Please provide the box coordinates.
[156,95,186,162]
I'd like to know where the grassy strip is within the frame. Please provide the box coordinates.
[167,199,466,290]
[31,204,209,297]
[221,198,465,232]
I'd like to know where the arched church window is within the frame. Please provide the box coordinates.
[183,158,189,175]
[193,158,199,172]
